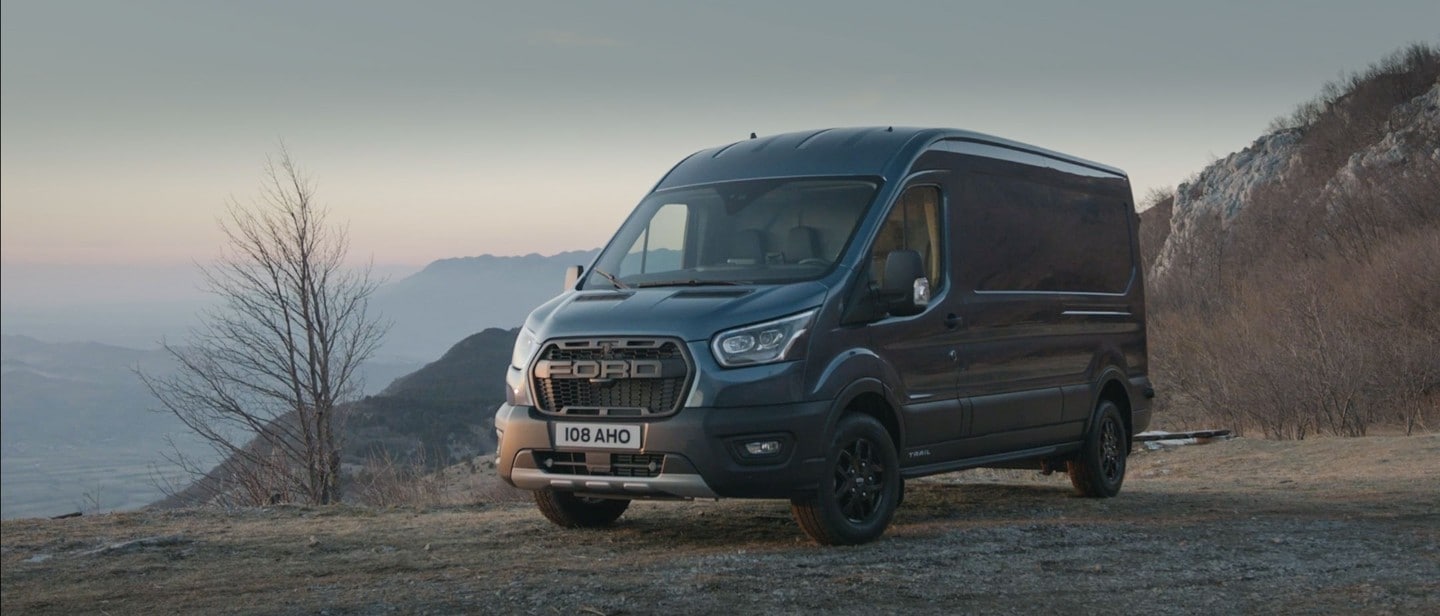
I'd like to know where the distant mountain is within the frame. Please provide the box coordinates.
[0,263,421,350]
[372,250,598,360]
[0,250,594,364]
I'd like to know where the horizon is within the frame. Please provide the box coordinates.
[4,1,1438,272]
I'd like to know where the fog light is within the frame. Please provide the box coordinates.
[744,440,782,456]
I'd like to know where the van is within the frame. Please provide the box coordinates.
[496,127,1152,545]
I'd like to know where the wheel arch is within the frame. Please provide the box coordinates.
[826,378,905,455]
[1092,367,1135,449]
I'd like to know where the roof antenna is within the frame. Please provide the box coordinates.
[886,126,893,132]
[750,132,757,139]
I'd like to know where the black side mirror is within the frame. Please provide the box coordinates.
[563,265,583,291]
[880,250,929,316]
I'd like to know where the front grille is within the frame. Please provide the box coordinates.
[533,451,665,478]
[530,338,692,416]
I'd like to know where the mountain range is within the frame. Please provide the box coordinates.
[371,250,598,360]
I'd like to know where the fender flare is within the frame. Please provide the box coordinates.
[1088,365,1135,447]
[822,377,907,452]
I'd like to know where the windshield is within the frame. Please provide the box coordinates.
[583,178,880,289]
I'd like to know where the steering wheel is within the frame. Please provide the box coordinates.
[799,258,829,266]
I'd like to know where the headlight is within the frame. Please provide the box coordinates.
[507,329,539,407]
[511,328,539,369]
[711,309,816,367]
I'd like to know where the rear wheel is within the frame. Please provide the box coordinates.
[533,490,630,528]
[1068,400,1128,497]
[791,414,901,545]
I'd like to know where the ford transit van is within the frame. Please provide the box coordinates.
[496,127,1152,544]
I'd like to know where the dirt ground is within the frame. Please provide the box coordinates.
[3,435,1437,615]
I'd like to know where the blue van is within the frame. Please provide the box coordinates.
[496,127,1152,544]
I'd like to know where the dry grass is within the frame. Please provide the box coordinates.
[4,435,1437,615]
[349,453,529,508]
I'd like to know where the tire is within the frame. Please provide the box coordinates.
[791,414,901,545]
[533,490,630,528]
[1068,400,1128,498]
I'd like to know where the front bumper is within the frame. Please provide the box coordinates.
[495,399,832,500]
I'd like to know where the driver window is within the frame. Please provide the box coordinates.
[869,186,943,290]
[619,203,688,276]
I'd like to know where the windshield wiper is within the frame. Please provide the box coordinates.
[590,268,630,290]
[634,279,746,288]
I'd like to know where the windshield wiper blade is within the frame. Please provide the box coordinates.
[634,279,746,288]
[590,268,629,290]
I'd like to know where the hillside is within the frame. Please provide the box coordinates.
[4,435,1437,614]
[1144,44,1440,438]
[344,327,518,465]
[153,328,518,509]
[372,250,597,360]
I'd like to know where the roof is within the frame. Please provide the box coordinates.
[653,126,1125,190]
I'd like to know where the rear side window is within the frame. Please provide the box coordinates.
[960,173,1132,293]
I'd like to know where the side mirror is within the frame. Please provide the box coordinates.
[563,265,584,291]
[880,250,929,315]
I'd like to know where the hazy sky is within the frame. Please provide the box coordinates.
[3,0,1437,267]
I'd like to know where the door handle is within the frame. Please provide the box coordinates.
[944,313,963,329]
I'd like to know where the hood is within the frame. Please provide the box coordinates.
[523,281,830,343]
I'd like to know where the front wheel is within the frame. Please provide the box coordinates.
[533,490,630,528]
[1068,400,1128,497]
[791,414,901,545]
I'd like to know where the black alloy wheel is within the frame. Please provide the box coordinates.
[835,436,886,523]
[1068,399,1128,498]
[791,413,901,545]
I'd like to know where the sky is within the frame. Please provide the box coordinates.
[3,0,1438,270]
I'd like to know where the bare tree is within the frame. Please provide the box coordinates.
[142,148,387,506]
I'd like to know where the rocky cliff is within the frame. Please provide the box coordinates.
[1145,44,1440,438]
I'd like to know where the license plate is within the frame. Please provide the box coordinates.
[553,422,642,450]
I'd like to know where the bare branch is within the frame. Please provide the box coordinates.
[141,146,388,506]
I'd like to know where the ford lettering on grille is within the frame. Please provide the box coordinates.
[530,337,693,416]
[539,359,664,380]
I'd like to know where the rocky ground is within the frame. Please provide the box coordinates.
[3,435,1437,615]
